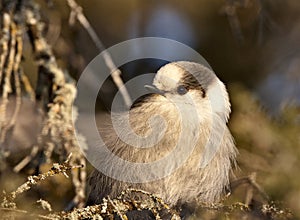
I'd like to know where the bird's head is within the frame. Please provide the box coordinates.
[145,61,231,123]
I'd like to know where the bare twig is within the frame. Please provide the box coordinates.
[45,189,179,219]
[221,0,246,43]
[36,199,53,212]
[230,172,269,201]
[19,68,35,101]
[66,0,132,108]
[0,23,23,142]
[9,153,83,201]
[198,201,250,212]
[245,172,255,205]
[120,188,180,219]
[0,207,56,220]
[70,152,87,208]
[107,196,128,220]
[1,21,16,101]
[0,13,11,87]
[123,188,172,211]
[13,145,39,172]
[0,18,17,140]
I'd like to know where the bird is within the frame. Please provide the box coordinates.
[86,61,237,218]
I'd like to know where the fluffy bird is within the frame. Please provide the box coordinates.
[87,61,237,218]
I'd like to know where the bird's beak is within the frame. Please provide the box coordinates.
[144,85,165,95]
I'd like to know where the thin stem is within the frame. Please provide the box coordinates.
[66,0,132,108]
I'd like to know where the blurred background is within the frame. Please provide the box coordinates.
[1,0,299,218]
[39,0,300,113]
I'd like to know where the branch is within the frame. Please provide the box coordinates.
[66,0,132,108]
[0,207,56,220]
[8,153,83,201]
[230,172,269,202]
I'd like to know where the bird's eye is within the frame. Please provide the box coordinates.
[177,85,188,95]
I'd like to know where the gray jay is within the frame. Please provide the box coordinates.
[86,61,237,218]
